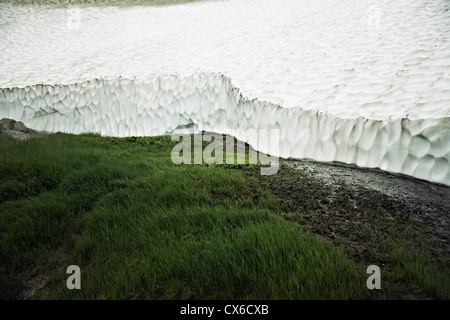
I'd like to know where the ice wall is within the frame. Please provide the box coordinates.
[1,0,449,185]
[1,74,449,186]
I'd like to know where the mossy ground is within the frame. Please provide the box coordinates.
[0,133,448,299]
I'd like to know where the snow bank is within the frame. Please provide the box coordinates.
[0,0,449,184]
[1,74,449,185]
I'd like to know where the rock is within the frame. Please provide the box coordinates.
[0,118,51,141]
[0,118,17,131]
[6,130,32,141]
[0,118,28,133]
[12,121,29,133]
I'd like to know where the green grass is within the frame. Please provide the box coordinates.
[0,133,448,299]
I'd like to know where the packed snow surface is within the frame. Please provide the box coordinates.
[0,0,449,185]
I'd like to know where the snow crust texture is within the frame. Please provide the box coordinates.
[0,0,449,185]
[1,74,449,185]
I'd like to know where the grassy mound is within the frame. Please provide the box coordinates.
[0,133,447,299]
